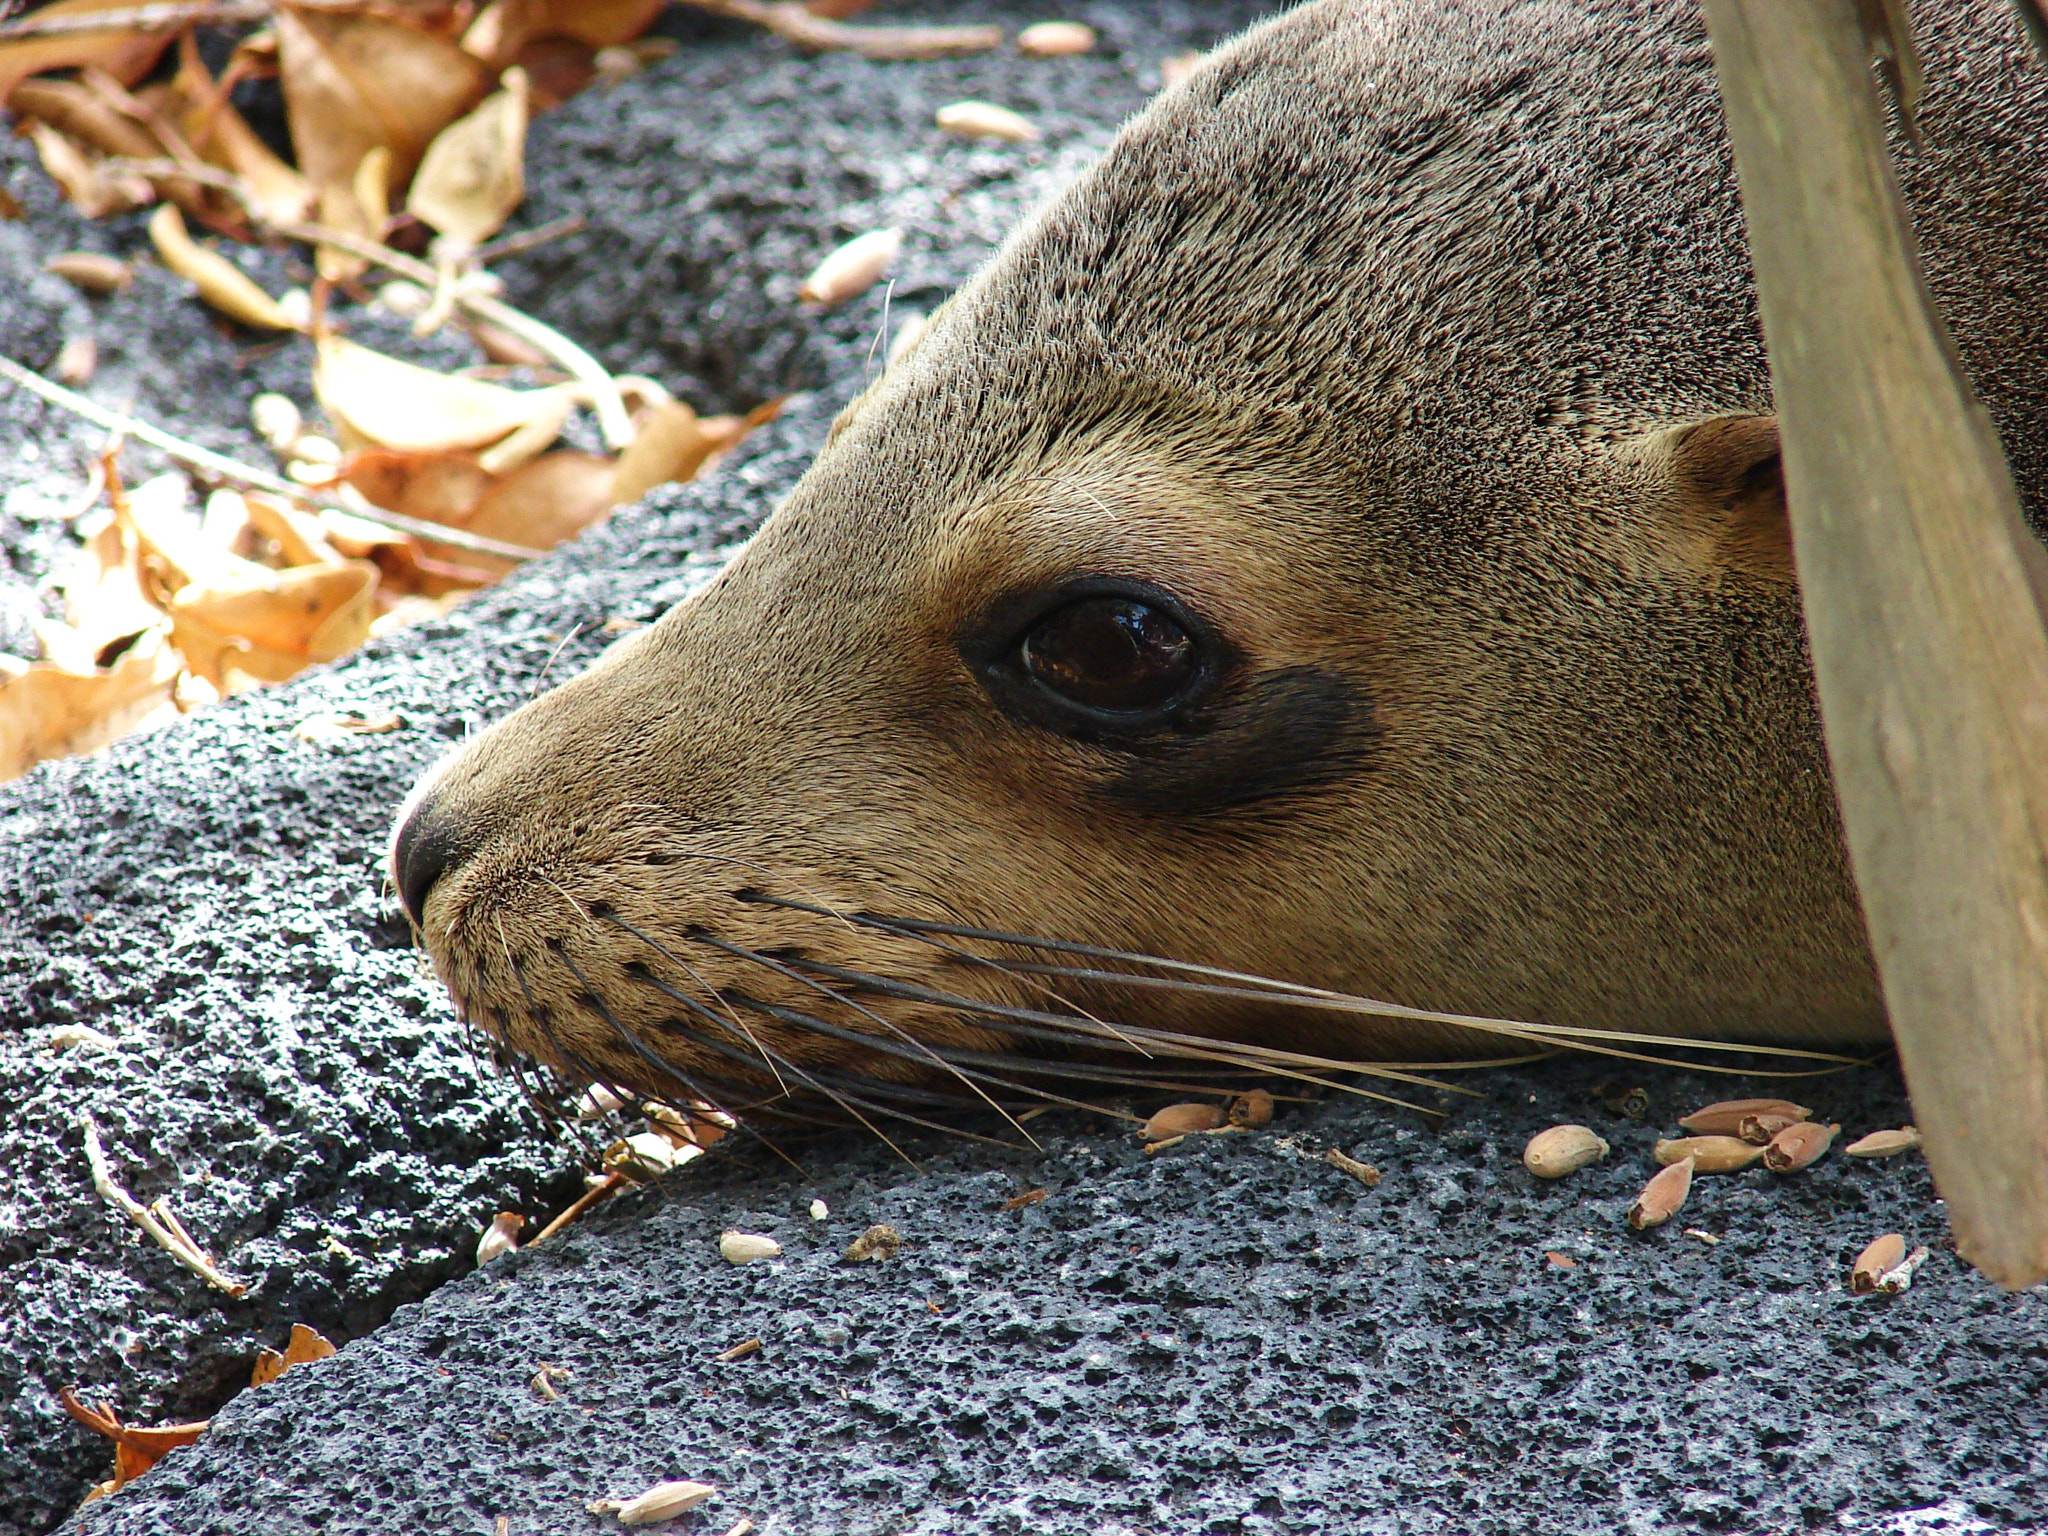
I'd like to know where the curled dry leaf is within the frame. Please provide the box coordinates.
[58,1388,209,1497]
[719,1230,781,1265]
[935,100,1042,142]
[1676,1098,1810,1137]
[169,559,381,689]
[464,0,666,68]
[1017,20,1095,55]
[1851,1232,1907,1294]
[1522,1124,1609,1179]
[149,204,299,331]
[1143,1102,1222,1141]
[843,1223,902,1263]
[29,121,147,219]
[274,4,491,277]
[45,251,131,293]
[1762,1120,1840,1173]
[1652,1135,1765,1173]
[249,1323,337,1387]
[0,0,180,106]
[162,33,313,225]
[797,226,902,306]
[1627,1155,1693,1230]
[1844,1126,1922,1158]
[316,335,571,454]
[0,631,177,782]
[409,66,530,252]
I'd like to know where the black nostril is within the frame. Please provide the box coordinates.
[391,790,467,927]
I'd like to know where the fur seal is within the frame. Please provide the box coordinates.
[389,0,2048,1118]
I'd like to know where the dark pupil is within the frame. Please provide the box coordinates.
[1021,598,1195,712]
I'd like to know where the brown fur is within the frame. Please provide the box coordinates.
[390,0,2048,1111]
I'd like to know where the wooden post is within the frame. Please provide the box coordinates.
[1703,0,2048,1287]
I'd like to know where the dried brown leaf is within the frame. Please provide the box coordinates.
[149,203,298,330]
[169,558,380,688]
[164,34,312,224]
[0,0,179,106]
[315,335,571,453]
[409,65,529,251]
[0,629,176,783]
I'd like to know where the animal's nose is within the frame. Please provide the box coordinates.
[390,786,466,928]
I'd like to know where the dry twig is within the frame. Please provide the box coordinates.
[81,1114,248,1298]
[0,0,266,39]
[675,0,1004,60]
[0,354,544,560]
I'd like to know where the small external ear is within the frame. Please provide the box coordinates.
[1617,413,1795,584]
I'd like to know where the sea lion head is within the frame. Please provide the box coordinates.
[390,0,2045,1115]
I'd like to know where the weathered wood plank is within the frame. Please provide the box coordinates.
[1703,0,2048,1287]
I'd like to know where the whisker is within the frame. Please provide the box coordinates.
[747,895,1863,1075]
[597,909,793,1098]
[692,932,1042,1150]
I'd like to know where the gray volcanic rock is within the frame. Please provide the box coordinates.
[0,3,1267,1528]
[3,3,2046,1535]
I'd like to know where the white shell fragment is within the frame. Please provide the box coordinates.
[719,1230,782,1264]
[809,1199,829,1221]
[935,100,1043,142]
[797,227,902,306]
[1018,21,1096,55]
[475,1211,523,1266]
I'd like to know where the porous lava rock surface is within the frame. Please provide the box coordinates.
[1,3,2044,1534]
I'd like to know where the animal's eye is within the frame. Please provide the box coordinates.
[1019,596,1196,713]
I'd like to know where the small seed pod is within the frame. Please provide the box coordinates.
[249,392,304,457]
[1850,1233,1907,1294]
[1738,1111,1802,1145]
[1844,1126,1922,1159]
[46,252,133,293]
[1627,1155,1694,1229]
[600,1479,718,1524]
[936,100,1043,142]
[797,227,903,306]
[475,1211,523,1266]
[843,1224,902,1263]
[1018,20,1096,55]
[1653,1135,1765,1173]
[1227,1089,1275,1128]
[719,1231,782,1265]
[1144,1102,1222,1141]
[1521,1124,1609,1179]
[1763,1120,1840,1173]
[1677,1098,1811,1136]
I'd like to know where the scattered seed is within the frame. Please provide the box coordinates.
[591,1479,719,1524]
[1017,20,1095,55]
[1844,1126,1922,1159]
[48,1024,117,1052]
[1545,1250,1577,1270]
[1851,1233,1907,1294]
[290,434,342,467]
[576,1084,629,1119]
[53,335,96,386]
[1002,1187,1049,1210]
[809,1199,829,1221]
[714,1337,762,1362]
[1683,1228,1721,1246]
[844,1224,902,1263]
[475,1211,523,1266]
[1227,1089,1275,1128]
[610,1131,682,1180]
[1144,1102,1223,1141]
[1877,1245,1933,1294]
[720,1521,755,1536]
[1593,1080,1650,1119]
[1676,1098,1811,1137]
[1324,1148,1381,1187]
[1739,1111,1803,1145]
[797,227,902,306]
[1762,1120,1840,1173]
[530,1363,569,1400]
[1653,1135,1765,1173]
[719,1231,781,1265]
[935,100,1042,142]
[1159,50,1202,88]
[45,251,132,293]
[1522,1124,1610,1179]
[884,310,927,367]
[1627,1155,1694,1229]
